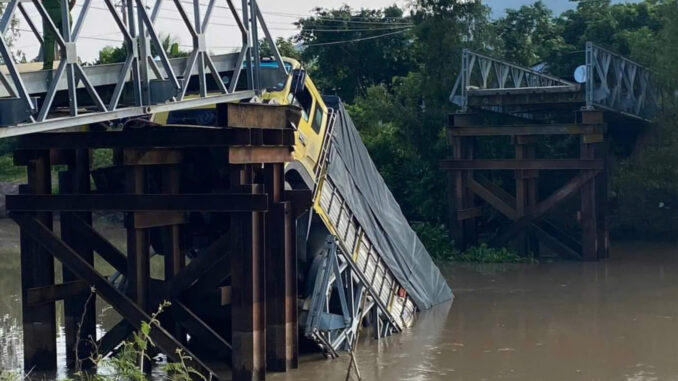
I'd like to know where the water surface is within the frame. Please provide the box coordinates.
[1,217,677,380]
[270,242,678,381]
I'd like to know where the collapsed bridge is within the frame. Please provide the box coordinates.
[445,43,659,260]
[0,1,451,380]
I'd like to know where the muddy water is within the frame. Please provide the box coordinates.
[1,216,678,380]
[0,217,161,379]
[270,242,678,381]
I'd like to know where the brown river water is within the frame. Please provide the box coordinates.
[1,217,678,380]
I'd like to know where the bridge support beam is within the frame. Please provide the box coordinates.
[447,113,478,250]
[442,111,610,260]
[20,151,57,373]
[8,104,300,379]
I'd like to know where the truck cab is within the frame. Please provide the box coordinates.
[151,58,329,191]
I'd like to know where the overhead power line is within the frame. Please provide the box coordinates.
[305,28,412,47]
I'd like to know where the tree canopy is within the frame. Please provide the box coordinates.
[282,0,678,254]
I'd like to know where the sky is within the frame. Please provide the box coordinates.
[9,0,636,63]
[485,0,639,16]
[11,0,409,63]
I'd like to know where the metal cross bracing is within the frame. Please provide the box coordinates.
[316,176,417,334]
[450,48,579,111]
[585,42,659,121]
[0,0,287,137]
[304,238,380,357]
[450,43,659,122]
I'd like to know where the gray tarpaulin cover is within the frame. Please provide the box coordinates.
[323,96,453,310]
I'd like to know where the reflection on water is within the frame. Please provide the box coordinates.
[2,216,678,380]
[0,217,138,379]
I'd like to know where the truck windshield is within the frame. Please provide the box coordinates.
[259,61,292,91]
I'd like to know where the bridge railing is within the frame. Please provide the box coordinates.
[451,44,660,121]
[450,48,578,111]
[585,42,658,121]
[0,0,287,137]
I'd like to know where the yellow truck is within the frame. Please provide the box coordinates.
[152,58,328,192]
[152,58,421,353]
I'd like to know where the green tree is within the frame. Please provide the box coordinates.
[259,37,301,61]
[494,1,566,66]
[547,0,663,76]
[609,0,678,239]
[95,45,127,65]
[295,5,415,102]
[94,34,187,65]
[0,3,23,63]
[411,0,497,101]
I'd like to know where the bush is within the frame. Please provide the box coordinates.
[610,111,678,240]
[454,244,529,263]
[412,222,530,263]
[411,222,458,261]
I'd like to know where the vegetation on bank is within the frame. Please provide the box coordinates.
[289,0,678,250]
[0,300,204,381]
[412,222,529,263]
[78,300,203,381]
[2,0,677,258]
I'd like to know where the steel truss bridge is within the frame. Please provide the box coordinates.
[0,0,286,138]
[450,42,659,122]
[444,43,660,262]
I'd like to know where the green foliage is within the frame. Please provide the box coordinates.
[494,1,566,66]
[347,80,449,224]
[296,5,415,102]
[260,37,301,61]
[92,149,114,170]
[155,34,189,59]
[608,1,678,240]
[653,0,678,93]
[62,300,206,381]
[454,244,529,264]
[411,223,528,263]
[0,371,20,381]
[611,111,678,240]
[298,0,678,250]
[163,349,207,381]
[411,222,458,261]
[95,34,187,65]
[0,154,25,182]
[0,138,16,156]
[95,45,127,65]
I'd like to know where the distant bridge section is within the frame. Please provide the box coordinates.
[0,0,286,138]
[450,42,659,122]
